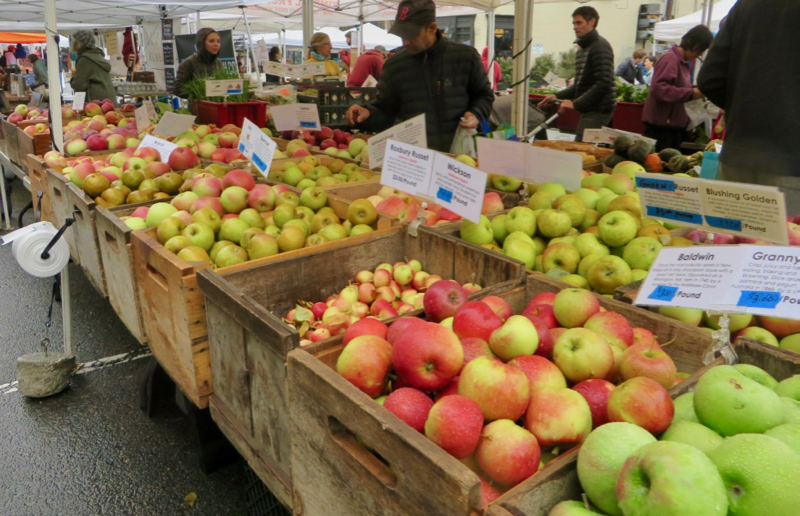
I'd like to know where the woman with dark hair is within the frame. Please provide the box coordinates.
[642,25,713,151]
[174,27,222,98]
[265,46,281,83]
[70,30,117,105]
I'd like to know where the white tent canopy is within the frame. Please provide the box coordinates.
[254,23,400,51]
[653,0,737,41]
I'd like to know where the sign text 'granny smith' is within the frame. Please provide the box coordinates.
[476,138,582,191]
[238,118,278,177]
[635,173,789,245]
[382,139,486,224]
[635,245,800,320]
[367,114,427,169]
[270,103,321,132]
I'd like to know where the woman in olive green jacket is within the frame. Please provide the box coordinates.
[70,30,117,106]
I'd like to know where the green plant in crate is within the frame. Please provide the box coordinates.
[181,68,251,103]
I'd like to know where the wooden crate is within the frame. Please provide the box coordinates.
[26,154,54,224]
[2,119,19,164]
[16,126,51,166]
[44,168,80,263]
[493,337,800,516]
[65,183,107,297]
[95,199,175,344]
[286,273,718,516]
[130,194,394,409]
[197,225,525,510]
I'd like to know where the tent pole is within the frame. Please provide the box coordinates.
[511,0,533,133]
[242,7,261,92]
[487,8,495,86]
[44,0,63,151]
[706,1,714,27]
[302,0,314,53]
[196,10,201,30]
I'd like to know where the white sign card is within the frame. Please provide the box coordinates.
[382,139,487,223]
[635,245,800,320]
[262,61,326,79]
[143,100,158,121]
[367,114,427,169]
[72,92,86,112]
[581,126,657,147]
[476,138,582,191]
[205,79,243,97]
[153,111,196,138]
[361,75,378,88]
[635,173,789,245]
[140,135,178,163]
[30,92,42,107]
[238,118,278,177]
[135,105,150,133]
[269,103,321,131]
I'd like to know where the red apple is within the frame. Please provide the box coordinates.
[632,327,656,347]
[424,394,484,459]
[507,355,567,392]
[423,280,468,323]
[480,295,513,322]
[336,335,393,398]
[168,147,199,171]
[434,376,460,401]
[523,315,555,359]
[459,356,530,421]
[528,291,557,306]
[607,377,674,434]
[392,321,463,391]
[758,315,800,338]
[480,476,502,506]
[583,311,634,350]
[521,303,558,329]
[386,317,426,344]
[572,379,616,429]
[476,419,541,486]
[382,387,434,433]
[618,342,677,389]
[452,301,503,341]
[343,318,389,347]
[459,337,496,371]
[524,388,593,448]
[222,168,256,191]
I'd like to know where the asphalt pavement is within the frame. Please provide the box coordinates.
[0,177,252,515]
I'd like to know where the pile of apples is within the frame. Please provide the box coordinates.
[134,176,383,267]
[268,155,377,188]
[335,284,692,504]
[280,126,367,162]
[656,307,800,355]
[6,103,48,125]
[551,365,800,515]
[285,263,482,346]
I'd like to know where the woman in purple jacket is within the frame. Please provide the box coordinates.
[642,26,713,151]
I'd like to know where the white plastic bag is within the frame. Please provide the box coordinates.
[450,126,477,157]
[684,99,720,131]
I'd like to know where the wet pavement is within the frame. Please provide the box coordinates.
[0,178,251,515]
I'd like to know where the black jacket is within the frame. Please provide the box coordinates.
[698,0,799,176]
[175,47,221,98]
[557,30,616,114]
[615,57,644,85]
[362,32,495,152]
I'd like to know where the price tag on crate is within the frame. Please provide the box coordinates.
[153,111,196,138]
[205,79,243,98]
[238,117,277,177]
[382,139,486,223]
[72,92,86,112]
[476,138,582,191]
[30,91,42,108]
[367,114,427,169]
[135,105,150,133]
[140,134,178,163]
[143,100,158,120]
[270,104,321,131]
[636,173,789,245]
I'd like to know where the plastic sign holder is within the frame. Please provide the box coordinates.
[702,310,739,366]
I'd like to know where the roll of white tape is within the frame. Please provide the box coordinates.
[3,222,70,278]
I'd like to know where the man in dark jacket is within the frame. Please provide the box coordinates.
[542,6,616,142]
[698,0,800,214]
[616,49,646,84]
[345,0,494,152]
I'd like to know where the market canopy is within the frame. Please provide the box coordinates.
[653,0,737,41]
[254,23,400,50]
[0,32,47,44]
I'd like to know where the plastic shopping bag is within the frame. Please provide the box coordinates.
[684,99,720,131]
[450,126,477,158]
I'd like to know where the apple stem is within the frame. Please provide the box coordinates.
[659,338,675,348]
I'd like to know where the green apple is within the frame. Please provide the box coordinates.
[661,420,723,456]
[598,211,639,248]
[145,202,178,228]
[587,255,632,295]
[505,206,537,237]
[502,238,536,270]
[549,236,577,247]
[490,214,509,245]
[704,312,753,332]
[531,236,547,255]
[782,397,800,423]
[215,245,249,267]
[577,422,656,516]
[284,219,310,237]
[693,365,784,436]
[350,224,374,236]
[191,208,221,233]
[709,433,800,515]
[734,364,778,389]
[504,231,535,248]
[347,199,377,226]
[672,392,700,423]
[318,223,348,241]
[573,188,601,210]
[282,166,305,186]
[488,315,539,361]
[781,334,800,353]
[240,227,265,249]
[273,203,297,228]
[156,216,187,245]
[657,306,704,326]
[562,274,589,289]
[602,173,635,195]
[775,375,800,400]
[574,233,610,258]
[299,186,328,211]
[276,225,307,252]
[491,174,522,192]
[123,217,147,230]
[311,211,340,234]
[548,500,603,515]
[455,154,477,167]
[295,206,315,224]
[552,194,587,227]
[164,235,193,254]
[764,422,800,455]
[537,209,572,238]
[247,234,279,259]
[461,215,494,245]
[239,208,266,229]
[181,222,216,251]
[542,242,581,274]
[177,246,212,264]
[528,191,553,210]
[536,182,567,199]
[595,193,619,215]
[617,441,727,516]
[622,236,662,270]
[209,240,235,262]
[296,178,316,190]
[581,173,609,189]
[218,218,251,245]
[631,269,648,281]
[578,253,604,278]
[736,327,779,347]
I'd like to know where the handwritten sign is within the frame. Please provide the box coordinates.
[582,126,657,147]
[135,105,150,133]
[269,104,321,131]
[205,79,243,97]
[367,114,427,169]
[153,111,196,139]
[382,139,486,223]
[476,138,582,191]
[140,134,178,163]
[238,118,278,176]
[262,61,327,79]
[144,100,158,121]
[72,92,86,112]
[30,91,42,108]
[635,173,789,245]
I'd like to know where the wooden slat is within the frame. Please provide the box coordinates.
[26,154,54,224]
[45,168,79,263]
[2,120,19,164]
[16,126,51,166]
[206,299,251,430]
[66,183,106,298]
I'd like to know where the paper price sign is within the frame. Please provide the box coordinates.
[382,140,486,223]
[205,79,243,97]
[270,104,321,131]
[30,92,42,108]
[140,134,178,163]
[262,61,326,79]
[476,138,582,191]
[635,173,789,245]
[72,92,86,112]
[637,245,800,320]
[143,100,158,121]
[367,114,427,169]
[237,118,278,176]
[135,105,150,133]
[153,111,196,138]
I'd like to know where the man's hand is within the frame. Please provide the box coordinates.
[692,87,705,100]
[558,99,574,111]
[346,104,371,125]
[539,94,558,107]
[460,111,479,129]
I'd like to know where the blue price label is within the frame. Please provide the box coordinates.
[251,153,267,172]
[648,285,679,302]
[635,177,676,191]
[705,215,743,232]
[645,206,703,225]
[238,142,245,152]
[299,121,317,129]
[436,187,453,203]
[737,290,781,309]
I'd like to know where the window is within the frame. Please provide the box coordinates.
[437,15,475,45]
[494,15,514,58]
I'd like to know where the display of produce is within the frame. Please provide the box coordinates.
[268,155,376,188]
[279,126,368,162]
